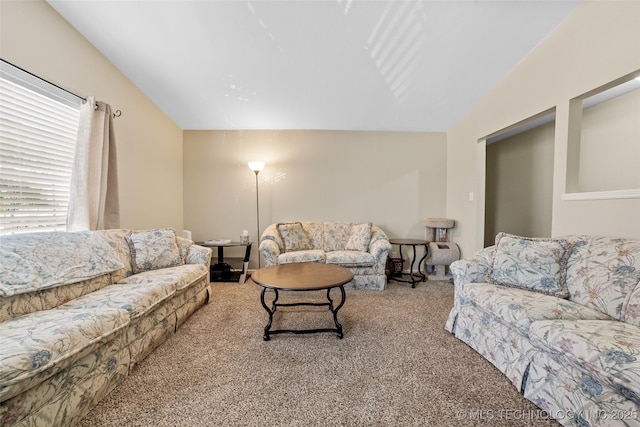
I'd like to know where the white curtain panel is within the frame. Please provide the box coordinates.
[67,96,120,231]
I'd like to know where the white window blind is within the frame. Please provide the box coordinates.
[0,60,81,234]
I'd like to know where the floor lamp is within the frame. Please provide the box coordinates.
[248,161,265,268]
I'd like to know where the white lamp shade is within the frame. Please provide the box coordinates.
[248,161,265,172]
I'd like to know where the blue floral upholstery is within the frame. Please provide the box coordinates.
[525,345,640,426]
[529,319,640,402]
[0,229,212,426]
[326,250,376,268]
[447,235,640,426]
[455,301,536,389]
[58,281,176,320]
[345,222,372,252]
[278,249,326,264]
[445,247,495,332]
[461,282,611,335]
[323,222,352,252]
[94,228,134,282]
[488,233,572,298]
[276,222,312,252]
[117,264,208,291]
[127,228,183,273]
[0,274,112,322]
[0,306,129,402]
[565,236,640,320]
[0,231,124,296]
[1,334,130,427]
[259,221,391,290]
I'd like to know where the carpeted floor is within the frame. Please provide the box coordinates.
[78,279,559,427]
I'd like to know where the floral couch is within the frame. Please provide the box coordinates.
[259,221,391,290]
[446,232,640,426]
[0,228,212,426]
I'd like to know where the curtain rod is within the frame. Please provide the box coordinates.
[1,58,122,118]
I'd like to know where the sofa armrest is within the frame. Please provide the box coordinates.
[450,246,495,287]
[446,246,495,334]
[258,224,284,266]
[259,239,281,266]
[369,226,392,266]
[186,244,212,267]
[260,224,284,251]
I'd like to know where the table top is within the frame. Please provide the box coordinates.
[251,262,354,291]
[197,241,252,247]
[389,239,429,245]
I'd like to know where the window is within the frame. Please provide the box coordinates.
[0,60,81,234]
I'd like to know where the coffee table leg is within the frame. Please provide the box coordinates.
[260,287,279,341]
[330,285,346,339]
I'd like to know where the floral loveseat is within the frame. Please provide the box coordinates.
[259,221,391,290]
[0,228,212,426]
[446,232,640,426]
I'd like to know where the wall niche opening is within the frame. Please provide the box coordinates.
[565,71,640,200]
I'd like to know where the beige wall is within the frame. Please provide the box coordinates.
[447,1,640,257]
[578,88,640,192]
[485,121,555,246]
[184,130,446,267]
[7,1,639,261]
[0,0,184,231]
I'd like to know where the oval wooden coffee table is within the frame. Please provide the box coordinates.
[251,262,353,341]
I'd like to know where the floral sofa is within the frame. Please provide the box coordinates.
[446,232,640,426]
[259,221,391,290]
[0,228,212,426]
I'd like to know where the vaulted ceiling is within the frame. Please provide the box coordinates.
[48,0,580,132]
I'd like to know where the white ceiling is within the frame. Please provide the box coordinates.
[48,0,581,132]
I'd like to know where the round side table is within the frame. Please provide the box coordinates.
[389,239,429,288]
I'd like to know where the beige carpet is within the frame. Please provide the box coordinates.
[78,280,558,427]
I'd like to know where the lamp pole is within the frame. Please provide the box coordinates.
[248,162,265,268]
[254,169,261,268]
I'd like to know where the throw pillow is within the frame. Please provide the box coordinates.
[487,232,572,298]
[176,235,193,263]
[345,222,372,252]
[127,228,183,273]
[277,222,312,252]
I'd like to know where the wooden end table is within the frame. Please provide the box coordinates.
[251,263,354,341]
[389,239,429,288]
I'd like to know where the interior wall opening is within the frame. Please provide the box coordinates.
[565,71,640,199]
[484,109,556,247]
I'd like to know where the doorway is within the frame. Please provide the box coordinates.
[484,111,556,247]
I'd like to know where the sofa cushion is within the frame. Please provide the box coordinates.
[623,280,640,327]
[462,283,612,336]
[0,274,113,323]
[57,282,176,320]
[0,306,130,402]
[93,229,134,282]
[184,243,212,266]
[565,236,640,320]
[277,222,312,252]
[529,319,640,404]
[0,231,124,297]
[326,251,375,268]
[345,222,372,252]
[323,222,352,252]
[488,232,572,298]
[117,264,208,292]
[176,236,194,263]
[127,228,183,274]
[278,250,326,265]
[301,222,324,249]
